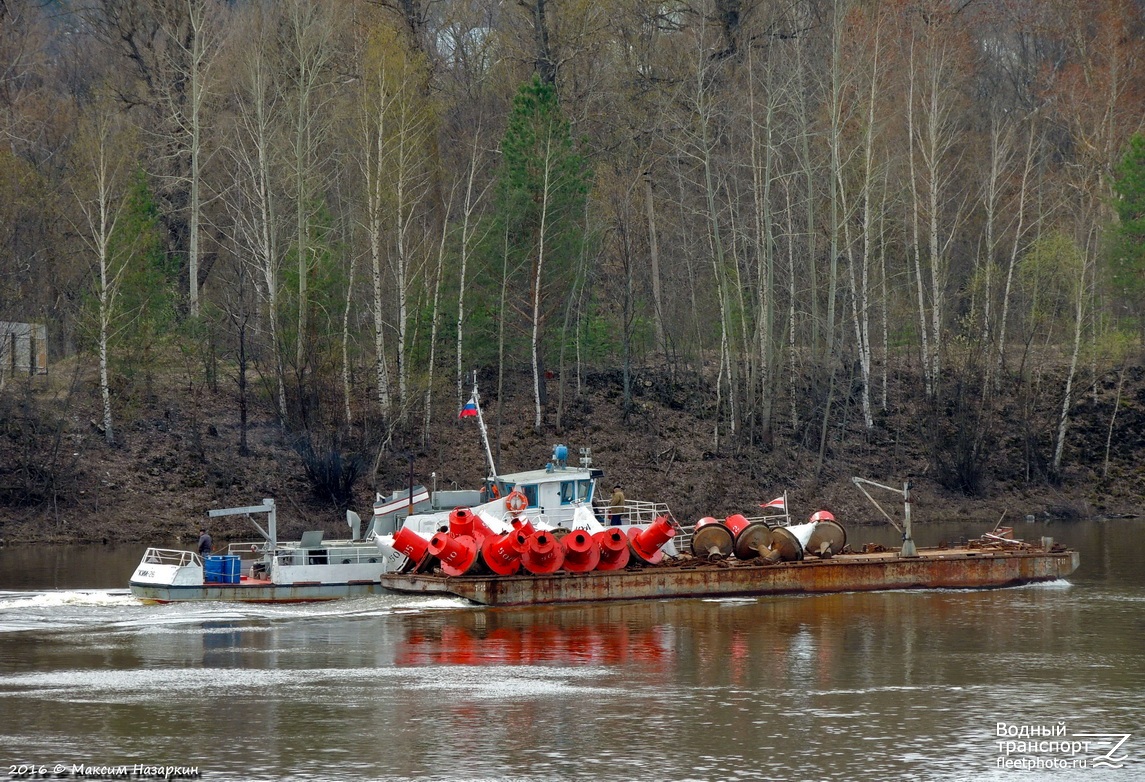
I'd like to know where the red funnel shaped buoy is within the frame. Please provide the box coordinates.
[627,515,676,565]
[561,529,600,572]
[480,531,523,576]
[521,530,565,574]
[392,526,430,564]
[594,529,630,571]
[691,517,733,559]
[428,532,479,576]
[449,507,478,539]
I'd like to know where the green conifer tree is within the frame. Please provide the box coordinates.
[495,76,591,429]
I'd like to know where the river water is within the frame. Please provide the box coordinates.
[0,519,1140,781]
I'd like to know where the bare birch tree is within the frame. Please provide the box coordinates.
[223,3,288,420]
[72,97,135,445]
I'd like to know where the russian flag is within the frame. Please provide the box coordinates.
[760,496,786,511]
[458,395,478,419]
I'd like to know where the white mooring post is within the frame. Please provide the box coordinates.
[901,481,917,557]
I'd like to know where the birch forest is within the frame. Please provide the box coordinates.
[2,0,1144,506]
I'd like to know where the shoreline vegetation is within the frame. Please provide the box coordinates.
[1,357,1141,547]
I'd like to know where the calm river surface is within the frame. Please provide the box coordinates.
[0,519,1141,781]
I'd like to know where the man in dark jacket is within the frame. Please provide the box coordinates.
[197,528,213,557]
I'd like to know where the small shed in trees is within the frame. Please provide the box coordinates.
[0,322,48,377]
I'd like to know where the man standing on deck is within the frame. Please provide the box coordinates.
[197,528,213,557]
[609,485,625,526]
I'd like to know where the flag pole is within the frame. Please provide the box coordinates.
[471,372,499,489]
[785,490,790,525]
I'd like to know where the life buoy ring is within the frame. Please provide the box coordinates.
[506,490,528,513]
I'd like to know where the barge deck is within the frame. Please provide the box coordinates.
[380,545,1080,607]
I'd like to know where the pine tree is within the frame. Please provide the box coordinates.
[1111,133,1145,318]
[495,76,591,431]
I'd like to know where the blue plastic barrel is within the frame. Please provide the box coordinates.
[222,555,241,584]
[204,555,225,583]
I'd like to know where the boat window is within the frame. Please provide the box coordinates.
[578,480,593,502]
[523,484,539,508]
[560,481,575,505]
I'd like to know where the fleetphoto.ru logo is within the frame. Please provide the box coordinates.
[996,722,1132,770]
[1073,733,1132,768]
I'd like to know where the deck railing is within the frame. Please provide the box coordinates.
[140,548,200,567]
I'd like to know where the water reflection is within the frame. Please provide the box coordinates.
[0,519,1141,781]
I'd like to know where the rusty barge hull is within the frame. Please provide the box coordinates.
[380,547,1080,607]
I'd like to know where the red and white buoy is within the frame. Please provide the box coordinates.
[805,511,847,558]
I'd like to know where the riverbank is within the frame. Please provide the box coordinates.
[1,358,1142,546]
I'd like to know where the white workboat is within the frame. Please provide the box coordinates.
[372,381,677,569]
[129,499,391,603]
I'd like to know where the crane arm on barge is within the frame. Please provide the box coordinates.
[851,477,918,557]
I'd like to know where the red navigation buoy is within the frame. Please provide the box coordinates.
[449,507,478,539]
[472,514,499,542]
[627,515,676,565]
[726,513,772,561]
[511,516,536,538]
[428,532,479,576]
[521,530,565,574]
[594,528,630,571]
[481,530,523,576]
[724,514,751,538]
[561,529,601,572]
[691,516,733,559]
[392,526,431,565]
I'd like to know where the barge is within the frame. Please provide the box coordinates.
[380,542,1080,607]
[379,477,1080,608]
